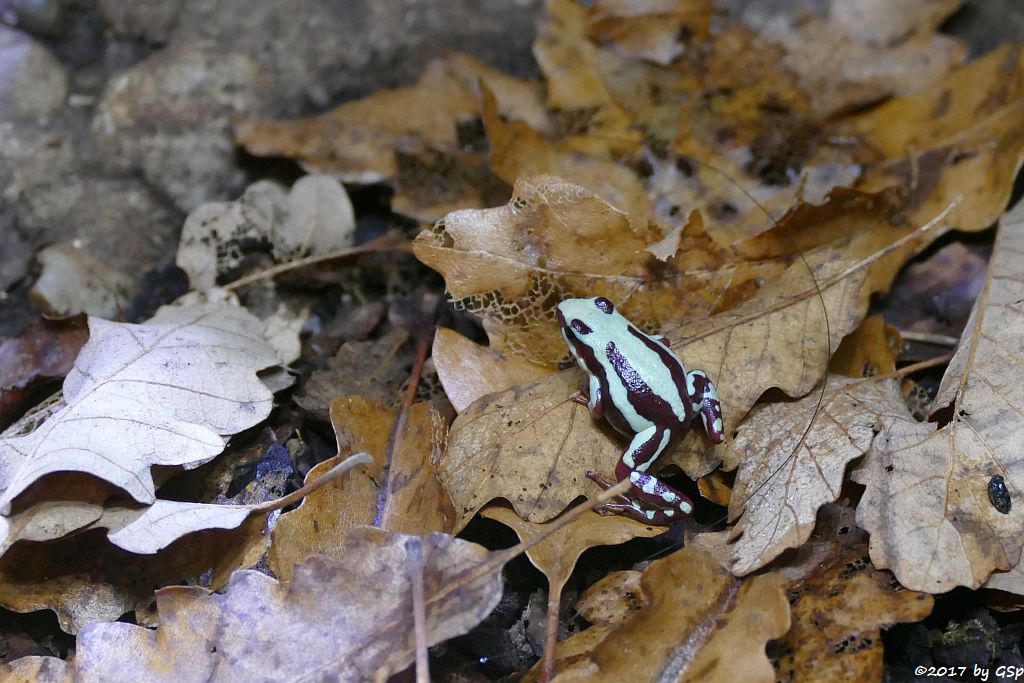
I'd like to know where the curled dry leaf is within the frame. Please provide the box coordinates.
[0,316,88,428]
[481,506,660,596]
[0,302,280,555]
[723,377,895,576]
[772,539,934,683]
[431,327,550,412]
[575,569,645,626]
[748,0,965,116]
[176,174,355,290]
[30,244,133,319]
[269,397,454,580]
[235,52,548,222]
[853,44,1024,235]
[527,548,790,683]
[854,203,1024,591]
[11,527,504,682]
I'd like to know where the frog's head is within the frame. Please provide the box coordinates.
[557,296,623,362]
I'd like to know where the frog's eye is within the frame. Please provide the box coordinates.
[594,297,614,314]
[571,319,593,335]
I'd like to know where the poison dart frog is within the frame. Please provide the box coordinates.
[556,297,725,524]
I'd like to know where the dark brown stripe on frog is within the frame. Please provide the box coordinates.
[606,340,680,431]
[566,333,631,435]
[626,325,690,415]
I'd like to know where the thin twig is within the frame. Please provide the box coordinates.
[542,584,563,683]
[899,330,961,347]
[406,537,431,683]
[252,451,373,512]
[224,237,412,290]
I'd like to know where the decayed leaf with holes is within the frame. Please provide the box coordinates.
[176,175,355,290]
[269,397,454,580]
[235,52,548,222]
[745,0,965,116]
[414,175,778,366]
[853,203,1024,591]
[10,527,504,682]
[525,548,789,682]
[853,44,1024,236]
[723,378,897,576]
[432,328,551,412]
[481,506,660,596]
[0,302,280,556]
[439,198,952,525]
[771,537,934,683]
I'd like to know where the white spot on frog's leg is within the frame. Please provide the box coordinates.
[642,479,657,495]
[661,491,677,503]
[629,471,641,483]
[646,509,655,520]
[623,452,635,468]
[664,508,675,517]
[686,372,696,398]
[680,500,693,514]
[713,417,723,434]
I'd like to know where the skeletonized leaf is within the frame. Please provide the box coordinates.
[853,202,1024,591]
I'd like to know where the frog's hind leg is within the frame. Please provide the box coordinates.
[587,426,694,524]
[687,369,725,444]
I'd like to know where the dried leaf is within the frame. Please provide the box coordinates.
[12,527,503,682]
[723,378,894,575]
[772,539,934,683]
[481,506,660,595]
[853,44,1024,235]
[176,175,355,290]
[235,53,548,222]
[853,203,1024,591]
[829,314,901,378]
[432,328,551,412]
[0,302,280,554]
[749,0,965,116]
[30,244,133,319]
[269,398,454,580]
[0,517,269,634]
[440,370,619,529]
[415,175,757,366]
[575,569,645,626]
[528,548,790,682]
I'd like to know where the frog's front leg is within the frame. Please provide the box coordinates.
[572,373,605,420]
[687,369,726,444]
[588,425,694,524]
